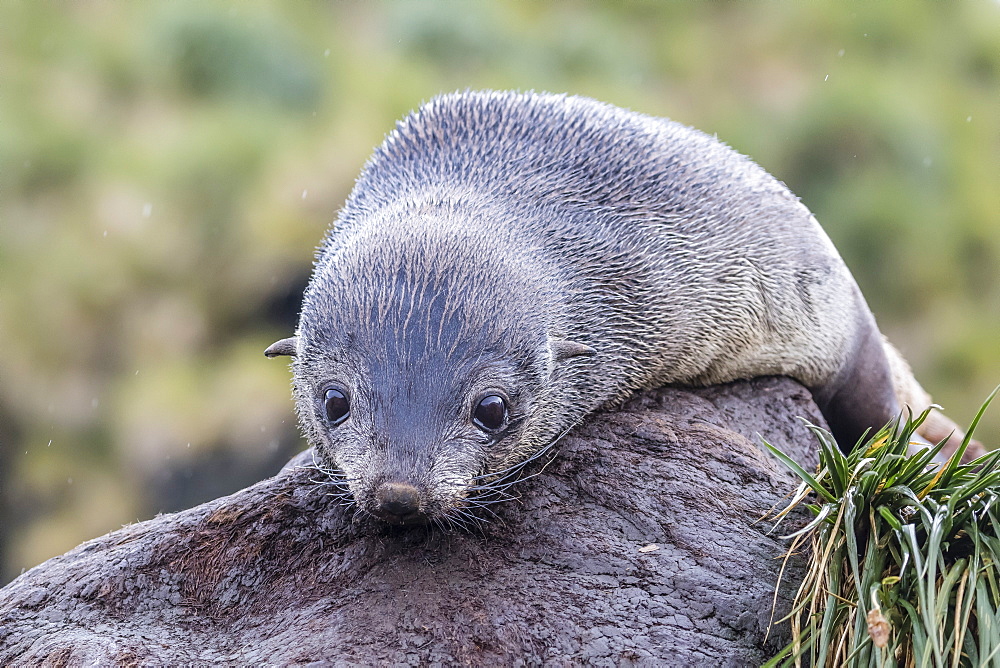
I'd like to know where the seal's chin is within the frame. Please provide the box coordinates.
[369,508,431,526]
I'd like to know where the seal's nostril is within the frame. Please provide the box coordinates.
[376,482,421,517]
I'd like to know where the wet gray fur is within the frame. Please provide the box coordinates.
[278,91,971,525]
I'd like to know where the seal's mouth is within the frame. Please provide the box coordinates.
[370,508,430,526]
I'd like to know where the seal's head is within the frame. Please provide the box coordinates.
[267,204,593,526]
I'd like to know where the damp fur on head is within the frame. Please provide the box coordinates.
[289,199,594,524]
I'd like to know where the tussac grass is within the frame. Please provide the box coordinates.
[764,388,1000,668]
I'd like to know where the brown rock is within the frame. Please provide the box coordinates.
[0,377,820,666]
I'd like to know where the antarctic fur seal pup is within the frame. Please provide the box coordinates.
[267,91,982,526]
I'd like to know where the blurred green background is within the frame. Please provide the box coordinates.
[1,1,998,586]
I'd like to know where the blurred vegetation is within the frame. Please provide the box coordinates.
[1,1,998,586]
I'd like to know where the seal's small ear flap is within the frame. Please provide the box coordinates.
[550,339,596,361]
[264,337,299,358]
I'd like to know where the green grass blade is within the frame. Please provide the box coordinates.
[763,438,837,503]
[764,391,1000,667]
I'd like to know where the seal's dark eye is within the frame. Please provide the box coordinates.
[473,394,507,432]
[323,388,350,425]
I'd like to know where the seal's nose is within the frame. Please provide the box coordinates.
[375,482,421,520]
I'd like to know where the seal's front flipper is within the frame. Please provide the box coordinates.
[814,321,987,464]
[811,322,901,453]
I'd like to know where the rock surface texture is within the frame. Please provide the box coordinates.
[0,377,822,666]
